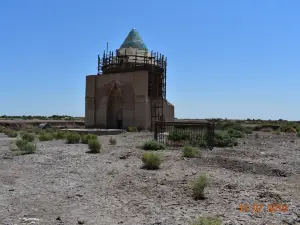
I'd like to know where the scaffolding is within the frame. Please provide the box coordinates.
[97,49,167,131]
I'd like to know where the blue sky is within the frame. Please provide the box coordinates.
[0,0,299,120]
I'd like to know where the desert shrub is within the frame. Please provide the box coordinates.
[217,121,245,132]
[66,132,81,144]
[189,137,208,148]
[261,127,273,132]
[81,134,88,144]
[214,131,237,147]
[21,142,36,154]
[168,129,189,141]
[142,152,161,170]
[4,129,18,137]
[295,125,300,132]
[81,134,97,144]
[109,137,117,145]
[227,128,244,138]
[127,126,138,132]
[191,174,210,200]
[16,139,28,149]
[15,139,36,154]
[31,127,43,134]
[280,125,297,133]
[189,134,208,148]
[21,132,35,142]
[274,130,281,135]
[45,128,56,133]
[0,126,6,133]
[198,138,208,147]
[183,145,201,158]
[19,130,27,137]
[191,216,221,225]
[244,127,253,134]
[53,131,67,139]
[88,139,101,153]
[38,132,54,141]
[142,140,165,150]
[137,125,145,131]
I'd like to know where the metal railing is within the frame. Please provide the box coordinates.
[154,121,214,149]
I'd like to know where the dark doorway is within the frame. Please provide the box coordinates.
[107,84,123,129]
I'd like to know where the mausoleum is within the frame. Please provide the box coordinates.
[85,28,174,130]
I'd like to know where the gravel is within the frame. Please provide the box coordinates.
[0,131,299,225]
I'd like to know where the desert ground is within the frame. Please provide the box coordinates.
[0,128,299,225]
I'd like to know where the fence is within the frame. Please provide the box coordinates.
[154,121,214,149]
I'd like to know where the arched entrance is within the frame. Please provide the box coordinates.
[106,83,123,129]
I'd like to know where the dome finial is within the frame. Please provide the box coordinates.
[119,28,148,50]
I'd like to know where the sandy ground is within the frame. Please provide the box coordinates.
[0,131,299,225]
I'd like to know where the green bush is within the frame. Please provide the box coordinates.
[31,127,43,134]
[191,174,210,200]
[4,129,18,137]
[127,126,138,132]
[183,145,201,158]
[0,126,6,133]
[88,139,101,153]
[137,125,145,131]
[189,134,208,148]
[217,121,245,132]
[142,140,165,150]
[38,132,54,141]
[142,152,161,170]
[280,125,297,133]
[198,137,208,148]
[21,132,35,142]
[244,127,253,134]
[168,129,189,141]
[21,142,36,155]
[81,134,88,144]
[260,127,273,132]
[191,216,221,225]
[16,139,28,149]
[109,137,117,145]
[53,131,67,139]
[15,139,36,154]
[227,128,244,138]
[66,132,81,144]
[214,131,238,147]
[45,128,56,133]
[81,134,97,144]
[274,130,281,135]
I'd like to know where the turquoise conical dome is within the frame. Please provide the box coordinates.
[120,28,148,50]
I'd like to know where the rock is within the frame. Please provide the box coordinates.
[119,152,131,159]
[78,220,85,224]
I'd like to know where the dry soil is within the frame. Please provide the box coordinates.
[0,131,299,225]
